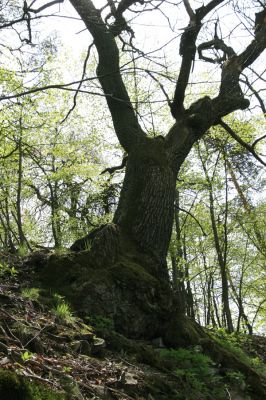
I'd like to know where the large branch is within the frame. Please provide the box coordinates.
[185,7,266,134]
[27,0,65,14]
[69,0,146,152]
[171,0,225,118]
[210,10,266,122]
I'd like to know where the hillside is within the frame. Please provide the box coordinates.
[0,251,266,400]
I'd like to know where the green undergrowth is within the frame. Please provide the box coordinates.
[1,254,265,400]
[210,328,266,374]
[157,348,238,400]
[89,315,261,399]
[21,287,41,301]
[0,260,18,277]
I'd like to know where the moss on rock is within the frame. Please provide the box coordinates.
[0,369,66,400]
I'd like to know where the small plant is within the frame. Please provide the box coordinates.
[21,351,34,362]
[21,287,40,301]
[52,298,76,324]
[88,315,115,332]
[0,262,18,277]
[225,369,245,385]
[17,244,28,257]
[62,366,72,373]
[10,266,18,276]
[53,247,68,255]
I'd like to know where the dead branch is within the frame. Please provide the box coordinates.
[101,156,128,175]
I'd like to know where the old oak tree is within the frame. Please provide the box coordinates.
[8,0,266,351]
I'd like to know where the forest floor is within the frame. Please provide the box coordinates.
[0,251,266,400]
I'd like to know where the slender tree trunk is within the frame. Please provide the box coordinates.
[208,186,234,332]
[210,275,217,327]
[50,188,62,249]
[199,146,234,332]
[16,119,26,247]
[183,237,195,319]
[227,265,253,335]
[213,290,222,328]
[3,190,18,253]
[226,158,266,256]
[50,153,62,249]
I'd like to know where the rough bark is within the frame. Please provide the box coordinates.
[114,137,176,265]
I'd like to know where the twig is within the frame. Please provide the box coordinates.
[24,325,49,348]
[177,206,207,237]
[61,42,94,124]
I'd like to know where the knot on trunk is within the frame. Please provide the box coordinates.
[70,223,120,267]
[91,223,120,266]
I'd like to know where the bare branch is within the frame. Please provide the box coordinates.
[188,5,266,131]
[240,74,266,114]
[183,0,195,20]
[101,156,128,175]
[0,144,19,159]
[171,0,225,118]
[69,0,146,152]
[27,0,65,14]
[0,77,100,101]
[61,42,94,124]
[177,205,207,237]
[198,37,235,64]
[146,70,171,107]
[252,134,266,149]
[116,0,144,15]
[220,120,266,167]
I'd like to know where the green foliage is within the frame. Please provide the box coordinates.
[0,261,18,277]
[62,366,72,374]
[211,329,266,374]
[158,348,225,400]
[212,329,251,362]
[157,346,257,400]
[52,295,76,324]
[21,287,40,301]
[159,348,213,378]
[17,244,28,257]
[88,315,115,333]
[225,369,245,386]
[21,351,35,362]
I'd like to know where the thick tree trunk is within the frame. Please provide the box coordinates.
[113,137,177,277]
